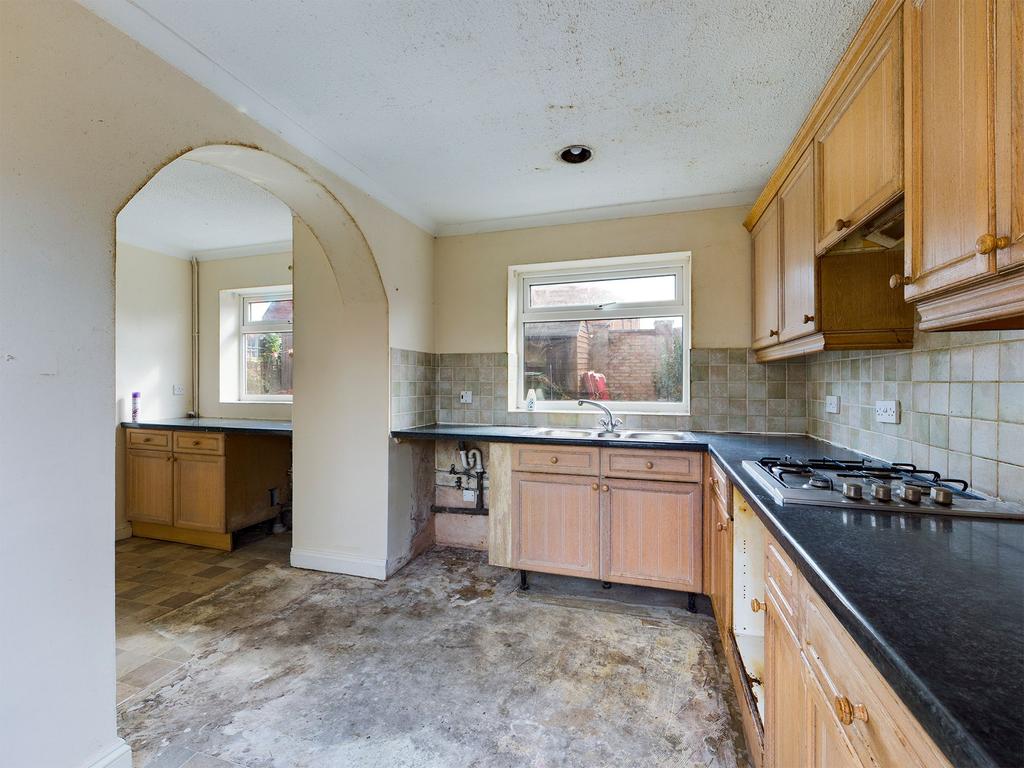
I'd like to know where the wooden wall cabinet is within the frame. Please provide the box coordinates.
[815,12,903,254]
[751,198,782,351]
[505,445,703,592]
[779,146,818,343]
[901,0,1024,329]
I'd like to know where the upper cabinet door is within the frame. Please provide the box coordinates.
[904,0,998,299]
[779,146,817,343]
[995,0,1023,271]
[815,12,903,254]
[752,198,781,350]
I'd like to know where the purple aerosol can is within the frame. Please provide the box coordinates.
[131,391,141,422]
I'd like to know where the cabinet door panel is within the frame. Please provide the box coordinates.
[173,454,226,532]
[752,198,781,350]
[512,471,600,578]
[905,0,997,297]
[709,489,733,634]
[806,660,864,768]
[779,146,818,342]
[816,12,903,253]
[995,0,1023,271]
[126,449,173,525]
[603,479,702,591]
[765,586,806,768]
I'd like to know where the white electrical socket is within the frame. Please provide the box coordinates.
[463,489,476,503]
[825,395,840,414]
[875,400,901,424]
[172,384,185,396]
[460,390,473,404]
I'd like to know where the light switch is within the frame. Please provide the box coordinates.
[460,390,473,404]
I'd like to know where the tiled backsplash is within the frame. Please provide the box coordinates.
[391,348,807,432]
[390,349,438,429]
[807,331,1023,503]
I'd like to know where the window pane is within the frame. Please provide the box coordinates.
[529,274,675,308]
[246,298,293,323]
[522,317,683,402]
[244,331,294,396]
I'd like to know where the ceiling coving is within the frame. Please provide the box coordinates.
[84,0,872,234]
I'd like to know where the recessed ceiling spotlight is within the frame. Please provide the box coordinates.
[559,145,593,164]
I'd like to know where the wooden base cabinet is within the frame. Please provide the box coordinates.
[764,582,808,768]
[124,427,290,551]
[504,445,702,592]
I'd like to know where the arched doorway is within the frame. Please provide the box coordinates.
[118,144,393,576]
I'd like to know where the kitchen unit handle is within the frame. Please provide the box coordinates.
[976,233,1011,254]
[834,695,869,726]
[769,329,779,338]
[803,314,815,324]
[716,521,726,532]
[549,456,558,464]
[751,598,767,614]
[835,218,852,232]
[591,483,599,491]
[888,274,914,289]
[601,484,609,492]
[142,437,152,443]
[645,461,654,469]
[192,439,201,446]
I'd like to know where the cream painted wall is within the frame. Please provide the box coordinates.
[198,250,293,420]
[114,241,192,539]
[434,206,752,353]
[0,3,432,767]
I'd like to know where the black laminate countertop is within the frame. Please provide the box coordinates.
[123,417,292,435]
[391,424,1024,768]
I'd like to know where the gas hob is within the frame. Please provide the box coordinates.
[742,456,1024,520]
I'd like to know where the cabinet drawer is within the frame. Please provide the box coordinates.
[601,448,701,482]
[804,590,950,768]
[511,444,599,476]
[127,428,172,451]
[709,458,731,507]
[173,431,225,456]
[765,535,800,629]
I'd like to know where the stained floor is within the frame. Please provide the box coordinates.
[117,545,749,768]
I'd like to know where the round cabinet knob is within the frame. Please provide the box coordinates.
[549,456,558,464]
[872,484,892,502]
[769,329,780,338]
[193,440,200,446]
[716,521,726,532]
[842,482,863,500]
[803,314,815,324]
[976,234,998,254]
[601,484,609,492]
[835,218,852,232]
[751,598,766,614]
[930,486,953,506]
[901,485,922,503]
[645,461,654,469]
[591,483,599,491]
[834,695,869,726]
[143,437,152,442]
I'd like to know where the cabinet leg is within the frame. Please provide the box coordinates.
[602,581,612,590]
[687,593,697,613]
[519,570,529,591]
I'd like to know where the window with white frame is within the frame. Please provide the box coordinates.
[508,253,691,413]
[239,290,293,401]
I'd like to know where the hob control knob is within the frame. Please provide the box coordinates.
[930,487,953,506]
[872,484,892,502]
[842,482,863,500]
[901,485,922,503]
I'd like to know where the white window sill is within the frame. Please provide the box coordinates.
[509,407,690,417]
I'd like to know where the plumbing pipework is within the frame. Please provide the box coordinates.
[449,441,487,511]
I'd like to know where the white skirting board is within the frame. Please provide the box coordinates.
[290,547,387,580]
[86,740,132,768]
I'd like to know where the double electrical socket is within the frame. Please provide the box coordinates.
[875,400,901,424]
[825,395,840,414]
[459,390,473,404]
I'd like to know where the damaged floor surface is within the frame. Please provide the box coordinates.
[118,544,749,767]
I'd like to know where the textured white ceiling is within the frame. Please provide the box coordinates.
[117,159,293,259]
[86,0,872,234]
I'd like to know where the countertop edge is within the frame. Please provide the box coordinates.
[123,420,292,436]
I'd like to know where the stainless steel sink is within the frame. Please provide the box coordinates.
[620,431,697,442]
[527,428,601,438]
